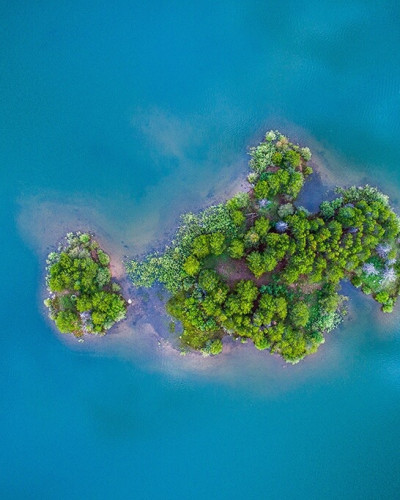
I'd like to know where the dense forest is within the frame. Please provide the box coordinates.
[128,131,400,363]
[45,233,127,337]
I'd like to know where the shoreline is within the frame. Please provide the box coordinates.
[20,125,400,385]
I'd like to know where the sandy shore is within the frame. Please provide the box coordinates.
[17,123,400,388]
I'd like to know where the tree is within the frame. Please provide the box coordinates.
[247,252,265,278]
[254,217,270,237]
[275,297,287,319]
[208,339,223,355]
[228,239,245,259]
[278,203,294,218]
[231,209,246,226]
[245,230,260,248]
[290,303,309,328]
[76,295,93,312]
[319,201,335,220]
[284,149,301,168]
[97,249,110,266]
[192,235,210,259]
[183,256,201,276]
[209,232,226,255]
[199,269,220,292]
[55,311,80,334]
[254,180,270,199]
[375,291,389,304]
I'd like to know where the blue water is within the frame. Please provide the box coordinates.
[2,1,400,498]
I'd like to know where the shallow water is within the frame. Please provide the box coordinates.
[2,1,400,498]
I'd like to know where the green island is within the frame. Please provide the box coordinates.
[44,232,127,337]
[128,131,400,363]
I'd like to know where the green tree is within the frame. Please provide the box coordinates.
[55,311,80,334]
[183,255,201,276]
[209,232,225,255]
[290,302,309,328]
[228,239,245,259]
[247,252,265,278]
[192,235,210,259]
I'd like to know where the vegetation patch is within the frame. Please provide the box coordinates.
[127,131,400,363]
[45,232,127,337]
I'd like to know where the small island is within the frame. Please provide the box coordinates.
[44,232,127,337]
[128,131,400,363]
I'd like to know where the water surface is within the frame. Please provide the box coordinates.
[2,1,400,498]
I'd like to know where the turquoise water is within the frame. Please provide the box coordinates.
[2,1,400,498]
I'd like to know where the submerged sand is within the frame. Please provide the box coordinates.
[17,122,400,393]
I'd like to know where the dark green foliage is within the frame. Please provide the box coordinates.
[45,233,127,337]
[129,131,400,363]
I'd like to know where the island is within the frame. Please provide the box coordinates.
[128,131,400,363]
[44,232,127,337]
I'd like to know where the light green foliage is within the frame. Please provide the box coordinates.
[249,134,277,173]
[278,203,294,218]
[199,270,220,292]
[55,311,80,334]
[79,233,91,244]
[209,232,226,255]
[289,303,310,328]
[228,239,245,259]
[230,209,246,227]
[301,147,312,161]
[192,234,210,258]
[244,229,260,248]
[254,217,270,237]
[45,233,126,337]
[128,204,238,293]
[128,131,400,363]
[76,295,92,313]
[254,180,270,199]
[247,252,266,278]
[271,152,283,166]
[319,198,343,220]
[375,291,389,304]
[97,249,110,266]
[183,256,200,276]
[96,267,111,287]
[284,149,301,168]
[226,192,250,211]
[207,339,223,355]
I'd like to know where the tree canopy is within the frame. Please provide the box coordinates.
[45,233,127,337]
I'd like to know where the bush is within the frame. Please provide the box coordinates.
[97,249,110,266]
[208,339,223,355]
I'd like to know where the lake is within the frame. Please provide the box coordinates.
[2,1,400,498]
